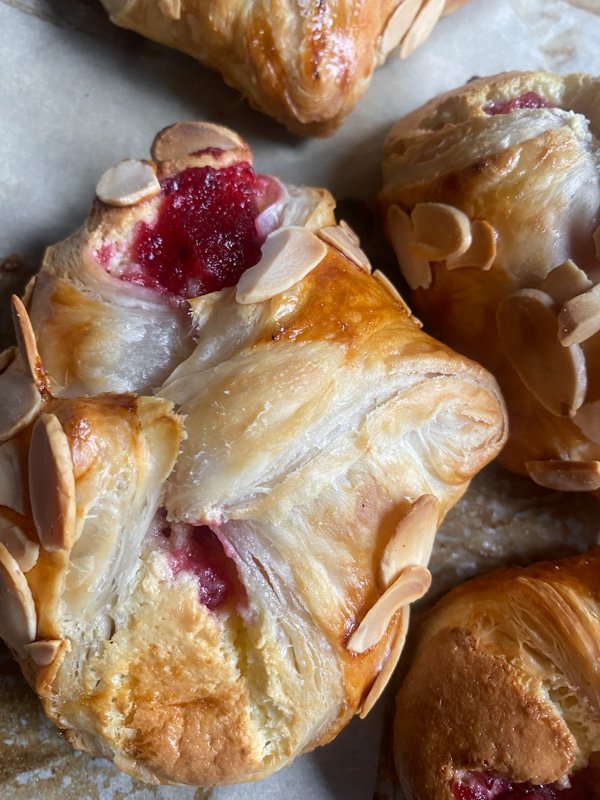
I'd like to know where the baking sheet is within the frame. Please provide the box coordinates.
[1,0,600,797]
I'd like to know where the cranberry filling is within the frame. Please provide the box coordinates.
[169,525,237,609]
[452,769,593,800]
[127,163,266,298]
[485,92,555,116]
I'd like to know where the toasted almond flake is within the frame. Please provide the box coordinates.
[23,639,62,667]
[236,227,327,304]
[158,0,181,19]
[410,202,472,261]
[96,159,160,208]
[526,460,600,492]
[0,439,28,514]
[379,0,423,57]
[11,295,43,388]
[29,414,76,552]
[400,0,445,59]
[21,275,37,311]
[151,122,244,162]
[539,260,593,305]
[317,225,371,272]
[339,220,360,247]
[347,565,431,654]
[387,205,432,290]
[372,269,414,319]
[379,495,438,589]
[558,282,600,346]
[593,225,600,260]
[0,346,16,374]
[0,517,39,573]
[0,371,42,442]
[497,288,587,417]
[446,220,496,271]
[0,542,36,659]
[359,606,410,718]
[573,401,600,444]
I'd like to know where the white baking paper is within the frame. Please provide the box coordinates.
[0,0,599,798]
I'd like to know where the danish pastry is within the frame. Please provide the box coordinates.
[379,71,600,491]
[98,0,469,136]
[394,548,600,800]
[0,122,506,786]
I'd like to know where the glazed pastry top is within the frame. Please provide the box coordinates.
[100,0,469,135]
[395,548,600,800]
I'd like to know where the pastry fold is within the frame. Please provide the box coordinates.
[395,549,600,800]
[0,122,505,786]
[379,71,600,492]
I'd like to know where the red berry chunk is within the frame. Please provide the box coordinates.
[129,163,265,298]
[170,526,237,609]
[485,92,554,116]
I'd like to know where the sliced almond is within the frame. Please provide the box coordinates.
[0,439,28,514]
[29,414,76,552]
[573,401,600,444]
[526,460,600,492]
[593,224,600,260]
[539,260,593,306]
[359,606,410,719]
[400,0,445,59]
[236,227,327,305]
[446,220,496,271]
[372,269,414,319]
[558,283,600,346]
[23,639,62,667]
[317,225,371,273]
[347,565,431,654]
[410,202,472,261]
[379,0,423,57]
[12,295,45,390]
[151,122,244,162]
[21,275,37,311]
[96,159,160,208]
[0,371,42,442]
[339,220,360,247]
[0,541,36,659]
[0,346,16,374]
[387,205,432,290]
[497,288,587,418]
[0,516,39,573]
[379,495,438,590]
[158,0,181,19]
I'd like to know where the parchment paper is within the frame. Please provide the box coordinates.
[1,0,600,797]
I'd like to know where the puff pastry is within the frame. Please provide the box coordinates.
[98,0,469,136]
[394,548,600,800]
[379,71,600,491]
[0,122,506,786]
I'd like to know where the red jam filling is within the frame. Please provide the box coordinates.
[169,525,238,609]
[452,769,592,800]
[485,92,555,116]
[127,163,266,298]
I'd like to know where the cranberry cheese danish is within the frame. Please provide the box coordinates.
[379,72,600,492]
[395,549,600,800]
[0,123,505,786]
[98,0,469,136]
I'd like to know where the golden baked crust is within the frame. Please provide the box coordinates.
[0,123,506,786]
[98,0,468,136]
[379,71,600,490]
[394,549,600,799]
